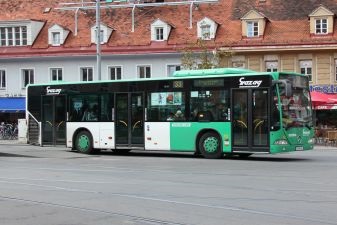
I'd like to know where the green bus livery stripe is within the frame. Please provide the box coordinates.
[169,122,231,152]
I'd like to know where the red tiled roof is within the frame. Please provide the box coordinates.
[1,0,337,58]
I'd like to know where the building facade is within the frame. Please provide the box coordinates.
[1,0,337,123]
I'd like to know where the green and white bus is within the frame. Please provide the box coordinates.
[26,68,314,158]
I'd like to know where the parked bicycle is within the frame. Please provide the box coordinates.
[0,123,18,140]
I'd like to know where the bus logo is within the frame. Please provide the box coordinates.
[239,77,262,88]
[46,86,62,95]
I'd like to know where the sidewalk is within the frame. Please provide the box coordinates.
[0,139,27,145]
[314,144,337,150]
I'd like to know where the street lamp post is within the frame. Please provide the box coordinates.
[96,0,102,80]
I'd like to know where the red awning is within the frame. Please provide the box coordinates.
[315,105,337,110]
[311,91,337,110]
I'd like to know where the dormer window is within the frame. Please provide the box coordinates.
[48,24,69,46]
[0,26,28,46]
[309,5,334,35]
[197,17,218,40]
[151,19,173,41]
[247,21,259,37]
[155,27,164,41]
[315,18,328,34]
[241,10,267,38]
[52,32,61,45]
[91,23,113,44]
[201,24,211,40]
[94,29,104,44]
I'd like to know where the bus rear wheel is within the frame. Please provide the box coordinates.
[75,130,94,154]
[199,132,223,159]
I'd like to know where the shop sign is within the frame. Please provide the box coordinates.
[310,84,337,93]
[315,105,337,110]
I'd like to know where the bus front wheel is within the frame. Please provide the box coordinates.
[199,132,223,159]
[75,130,94,154]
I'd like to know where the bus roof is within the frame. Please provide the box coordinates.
[173,68,256,77]
[27,68,305,88]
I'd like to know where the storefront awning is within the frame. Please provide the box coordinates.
[315,104,337,110]
[311,91,337,110]
[0,97,25,113]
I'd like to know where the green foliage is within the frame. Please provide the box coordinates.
[180,39,234,70]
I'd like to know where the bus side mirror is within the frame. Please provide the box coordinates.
[272,80,292,97]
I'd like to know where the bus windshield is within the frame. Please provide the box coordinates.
[279,75,313,129]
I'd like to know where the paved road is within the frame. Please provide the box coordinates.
[1,143,337,225]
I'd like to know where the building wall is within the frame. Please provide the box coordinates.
[280,54,296,72]
[0,54,182,97]
[221,51,337,92]
[316,54,331,84]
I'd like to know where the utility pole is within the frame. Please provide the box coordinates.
[96,0,101,80]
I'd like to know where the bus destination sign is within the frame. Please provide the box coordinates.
[193,79,224,88]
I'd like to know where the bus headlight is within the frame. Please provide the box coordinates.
[308,138,314,144]
[274,139,288,145]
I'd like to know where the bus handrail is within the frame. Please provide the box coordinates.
[57,121,64,128]
[27,111,42,146]
[236,120,247,128]
[133,120,141,131]
[27,111,39,124]
[119,120,127,127]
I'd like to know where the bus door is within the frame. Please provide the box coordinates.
[115,93,144,148]
[231,89,269,152]
[41,95,67,145]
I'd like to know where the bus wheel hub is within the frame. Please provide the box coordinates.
[203,137,218,153]
[78,135,89,149]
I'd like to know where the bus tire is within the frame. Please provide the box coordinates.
[75,130,94,154]
[199,132,223,159]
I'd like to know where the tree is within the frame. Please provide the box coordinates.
[180,39,234,70]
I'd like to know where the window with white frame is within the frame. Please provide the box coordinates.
[50,68,63,81]
[109,66,122,80]
[80,67,93,81]
[0,70,6,89]
[266,61,278,72]
[315,18,328,34]
[300,60,312,82]
[52,32,61,46]
[155,27,164,41]
[167,65,181,76]
[22,69,34,88]
[200,24,211,40]
[0,26,27,46]
[137,66,151,79]
[94,29,104,44]
[247,21,259,37]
